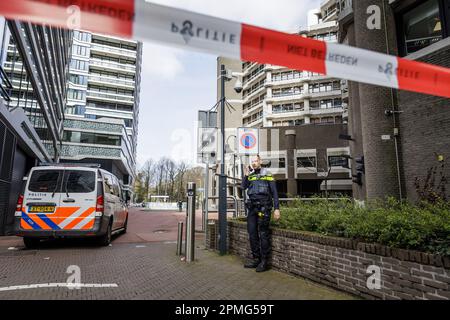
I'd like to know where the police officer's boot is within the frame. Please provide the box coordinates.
[256,260,268,272]
[244,259,260,268]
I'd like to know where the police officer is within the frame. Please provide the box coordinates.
[241,155,280,272]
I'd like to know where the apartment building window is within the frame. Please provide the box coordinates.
[243,64,264,83]
[73,31,91,42]
[310,98,342,109]
[70,59,89,71]
[89,85,134,96]
[272,86,303,98]
[244,93,266,112]
[92,38,136,51]
[272,70,303,81]
[91,54,135,66]
[398,0,448,56]
[72,45,89,57]
[272,102,304,113]
[124,119,133,127]
[67,89,86,101]
[69,74,87,86]
[328,155,348,167]
[66,105,86,115]
[278,158,286,168]
[315,32,338,42]
[321,116,335,124]
[309,81,340,93]
[243,79,265,98]
[297,157,316,168]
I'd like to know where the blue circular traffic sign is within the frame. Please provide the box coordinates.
[240,133,257,149]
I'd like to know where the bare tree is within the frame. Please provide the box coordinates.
[142,159,154,201]
[175,161,189,200]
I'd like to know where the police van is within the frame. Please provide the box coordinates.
[14,164,129,249]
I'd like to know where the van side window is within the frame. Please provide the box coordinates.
[112,176,120,197]
[103,174,114,195]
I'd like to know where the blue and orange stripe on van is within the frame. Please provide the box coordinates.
[20,207,96,231]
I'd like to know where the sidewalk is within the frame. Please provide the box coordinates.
[0,241,355,300]
[0,208,356,300]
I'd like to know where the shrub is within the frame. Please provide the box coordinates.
[272,198,450,256]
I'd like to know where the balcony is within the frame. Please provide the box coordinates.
[88,75,135,89]
[308,89,342,99]
[244,117,263,127]
[86,91,134,104]
[243,70,266,89]
[90,43,137,59]
[266,93,306,103]
[243,85,265,102]
[308,106,344,116]
[243,102,264,118]
[90,58,136,73]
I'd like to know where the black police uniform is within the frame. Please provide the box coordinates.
[242,167,279,269]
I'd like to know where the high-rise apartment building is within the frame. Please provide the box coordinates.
[61,31,142,189]
[0,19,72,234]
[242,7,345,129]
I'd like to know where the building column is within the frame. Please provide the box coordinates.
[285,129,298,197]
[345,23,367,201]
[352,0,400,199]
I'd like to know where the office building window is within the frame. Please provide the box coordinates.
[328,155,348,167]
[63,130,121,146]
[297,157,316,168]
[398,0,447,56]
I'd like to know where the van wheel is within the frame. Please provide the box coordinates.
[98,221,112,246]
[23,237,40,249]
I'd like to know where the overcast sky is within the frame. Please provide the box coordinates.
[136,0,320,168]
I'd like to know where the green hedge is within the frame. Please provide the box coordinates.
[268,198,450,256]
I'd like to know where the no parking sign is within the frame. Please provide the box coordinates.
[237,128,259,155]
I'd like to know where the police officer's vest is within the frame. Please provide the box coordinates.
[247,169,274,198]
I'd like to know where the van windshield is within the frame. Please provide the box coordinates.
[63,170,96,193]
[28,170,61,192]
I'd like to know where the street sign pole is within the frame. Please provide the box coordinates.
[218,64,227,255]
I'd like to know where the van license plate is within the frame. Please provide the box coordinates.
[29,206,55,213]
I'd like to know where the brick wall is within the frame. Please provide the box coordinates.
[207,220,450,300]
[397,40,450,202]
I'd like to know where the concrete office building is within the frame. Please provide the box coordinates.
[0,19,72,234]
[338,0,450,202]
[61,31,142,189]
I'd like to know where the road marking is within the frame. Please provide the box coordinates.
[135,245,146,248]
[0,283,118,292]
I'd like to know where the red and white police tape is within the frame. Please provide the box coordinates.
[0,0,449,98]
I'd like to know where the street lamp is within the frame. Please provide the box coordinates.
[218,64,242,255]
